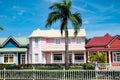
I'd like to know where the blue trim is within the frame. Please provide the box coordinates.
[3,39,19,48]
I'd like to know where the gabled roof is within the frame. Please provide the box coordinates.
[0,36,29,47]
[29,28,86,38]
[86,33,113,47]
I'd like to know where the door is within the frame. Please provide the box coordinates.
[21,54,25,64]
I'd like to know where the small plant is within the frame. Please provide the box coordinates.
[89,52,107,63]
[83,63,95,70]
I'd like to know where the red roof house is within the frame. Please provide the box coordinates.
[86,33,120,66]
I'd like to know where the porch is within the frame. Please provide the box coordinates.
[0,48,28,64]
[87,50,120,66]
[45,51,86,64]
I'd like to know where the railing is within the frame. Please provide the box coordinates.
[0,70,120,80]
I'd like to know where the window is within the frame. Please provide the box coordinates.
[34,38,38,46]
[55,38,60,44]
[76,38,81,44]
[74,54,84,62]
[35,53,38,62]
[68,38,71,44]
[53,54,62,62]
[113,52,120,62]
[4,54,14,63]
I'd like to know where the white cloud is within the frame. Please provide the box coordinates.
[83,20,89,25]
[72,5,95,14]
[12,5,25,16]
[18,10,25,15]
[0,15,7,18]
[45,0,60,3]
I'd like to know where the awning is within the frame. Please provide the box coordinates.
[0,48,27,52]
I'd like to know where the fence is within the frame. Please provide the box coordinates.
[0,70,120,80]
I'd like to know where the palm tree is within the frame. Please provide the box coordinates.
[45,0,82,70]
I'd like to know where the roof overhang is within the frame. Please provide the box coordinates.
[0,48,27,52]
[87,48,120,51]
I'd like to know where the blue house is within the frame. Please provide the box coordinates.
[0,36,29,64]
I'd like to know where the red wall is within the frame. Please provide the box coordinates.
[110,38,120,48]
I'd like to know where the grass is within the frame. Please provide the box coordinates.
[23,67,84,70]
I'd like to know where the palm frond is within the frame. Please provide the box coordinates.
[69,12,82,35]
[0,26,4,30]
[45,11,62,27]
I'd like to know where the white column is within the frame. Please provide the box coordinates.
[88,51,90,63]
[84,51,86,63]
[51,52,53,63]
[108,51,112,66]
[62,52,64,63]
[25,52,27,64]
[72,52,75,63]
[15,52,18,65]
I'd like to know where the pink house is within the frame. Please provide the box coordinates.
[28,29,86,64]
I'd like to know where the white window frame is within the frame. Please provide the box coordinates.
[55,38,61,44]
[113,52,120,62]
[74,54,84,63]
[4,54,14,64]
[68,38,71,44]
[34,38,38,46]
[53,54,62,63]
[34,53,39,62]
[76,38,82,44]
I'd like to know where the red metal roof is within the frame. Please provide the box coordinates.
[86,33,113,47]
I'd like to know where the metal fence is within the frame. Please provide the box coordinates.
[0,70,120,80]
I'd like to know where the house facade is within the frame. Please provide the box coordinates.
[0,36,29,65]
[29,29,86,64]
[86,33,120,66]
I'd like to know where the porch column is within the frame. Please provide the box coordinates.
[72,52,74,63]
[15,52,18,65]
[108,51,112,66]
[62,52,64,63]
[87,51,90,63]
[25,52,27,64]
[84,51,86,63]
[51,52,53,63]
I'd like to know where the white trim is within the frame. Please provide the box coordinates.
[20,54,25,64]
[3,53,15,64]
[112,52,120,63]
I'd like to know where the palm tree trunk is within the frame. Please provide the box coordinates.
[65,25,69,70]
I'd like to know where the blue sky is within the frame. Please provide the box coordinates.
[0,0,120,38]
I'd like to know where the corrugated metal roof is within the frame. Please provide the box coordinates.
[0,36,29,47]
[86,33,113,47]
[29,28,86,38]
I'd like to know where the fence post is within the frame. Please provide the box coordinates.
[3,68,6,80]
[32,65,35,80]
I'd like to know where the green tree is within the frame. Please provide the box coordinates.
[89,52,107,63]
[45,0,82,70]
[0,26,3,30]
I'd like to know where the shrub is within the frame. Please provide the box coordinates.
[83,63,95,70]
